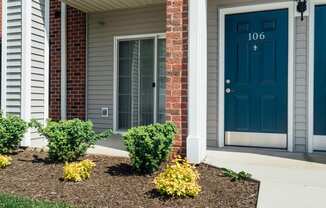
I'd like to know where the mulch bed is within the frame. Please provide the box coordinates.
[0,150,259,208]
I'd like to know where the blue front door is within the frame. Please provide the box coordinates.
[225,10,288,147]
[314,5,326,146]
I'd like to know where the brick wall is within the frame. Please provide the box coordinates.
[166,0,188,156]
[49,0,61,120]
[49,1,86,120]
[66,7,86,120]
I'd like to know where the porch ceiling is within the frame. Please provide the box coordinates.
[62,0,165,13]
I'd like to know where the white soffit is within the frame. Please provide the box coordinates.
[62,0,165,13]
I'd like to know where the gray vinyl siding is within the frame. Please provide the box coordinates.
[207,0,309,152]
[87,4,166,131]
[5,0,23,115]
[30,0,46,140]
[3,0,47,144]
[294,18,308,152]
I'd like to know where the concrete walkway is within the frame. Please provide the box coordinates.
[205,148,326,208]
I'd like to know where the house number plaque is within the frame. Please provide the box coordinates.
[248,32,265,41]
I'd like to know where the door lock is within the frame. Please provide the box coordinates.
[225,88,232,94]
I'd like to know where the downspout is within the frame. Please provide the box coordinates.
[61,2,67,120]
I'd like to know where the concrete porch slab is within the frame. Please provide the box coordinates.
[205,148,326,208]
[87,134,129,158]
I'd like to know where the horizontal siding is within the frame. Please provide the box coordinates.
[294,17,308,152]
[31,0,46,140]
[5,0,23,115]
[207,0,308,152]
[87,4,166,131]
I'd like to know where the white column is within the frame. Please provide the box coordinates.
[20,0,33,146]
[187,0,208,164]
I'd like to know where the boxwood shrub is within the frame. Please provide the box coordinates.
[0,114,28,154]
[32,119,112,162]
[123,122,177,174]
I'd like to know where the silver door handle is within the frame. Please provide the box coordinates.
[226,88,235,94]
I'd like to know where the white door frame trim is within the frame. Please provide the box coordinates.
[218,2,295,151]
[308,0,326,152]
[113,33,165,134]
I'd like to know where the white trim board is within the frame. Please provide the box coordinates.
[113,33,165,134]
[1,0,7,114]
[21,0,33,146]
[61,2,67,120]
[44,0,50,124]
[218,2,295,152]
[308,0,326,152]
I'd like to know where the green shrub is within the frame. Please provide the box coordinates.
[123,122,177,174]
[221,168,252,182]
[0,114,28,154]
[154,157,201,197]
[31,119,112,162]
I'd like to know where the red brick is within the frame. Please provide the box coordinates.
[166,0,188,156]
[49,1,86,120]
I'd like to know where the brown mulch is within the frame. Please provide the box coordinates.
[0,150,259,208]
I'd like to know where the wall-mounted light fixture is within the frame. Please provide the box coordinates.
[297,0,307,21]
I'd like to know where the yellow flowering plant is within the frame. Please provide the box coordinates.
[63,159,96,182]
[0,155,12,169]
[154,157,201,197]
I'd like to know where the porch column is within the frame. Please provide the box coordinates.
[1,0,50,145]
[187,0,207,163]
[166,0,189,156]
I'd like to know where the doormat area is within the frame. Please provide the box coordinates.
[0,150,259,208]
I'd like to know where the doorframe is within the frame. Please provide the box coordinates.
[218,2,295,151]
[308,0,326,152]
[113,33,165,134]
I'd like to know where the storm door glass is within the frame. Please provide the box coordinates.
[157,39,166,123]
[117,37,166,131]
[139,39,155,125]
[118,40,139,130]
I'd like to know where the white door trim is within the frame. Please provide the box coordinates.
[308,0,326,152]
[218,2,295,151]
[113,33,165,134]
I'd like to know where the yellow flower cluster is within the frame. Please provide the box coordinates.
[154,157,201,197]
[0,155,12,169]
[63,160,96,182]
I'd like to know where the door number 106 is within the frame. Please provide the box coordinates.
[248,32,265,41]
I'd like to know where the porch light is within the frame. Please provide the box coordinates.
[296,0,307,21]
